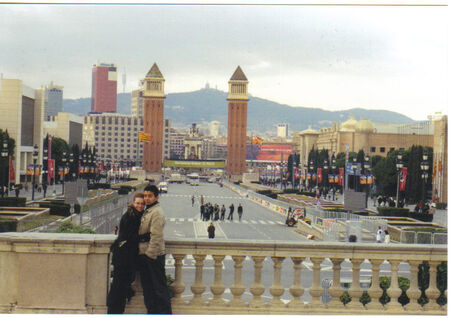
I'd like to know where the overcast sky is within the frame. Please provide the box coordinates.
[0,3,447,120]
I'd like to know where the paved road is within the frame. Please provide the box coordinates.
[158,181,410,304]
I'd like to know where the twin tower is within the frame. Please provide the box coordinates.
[142,63,248,179]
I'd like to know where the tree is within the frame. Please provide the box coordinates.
[50,137,70,183]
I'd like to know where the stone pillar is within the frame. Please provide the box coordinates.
[327,258,344,309]
[385,260,403,311]
[306,257,324,308]
[209,255,226,306]
[287,257,305,308]
[228,255,245,307]
[249,256,266,308]
[424,261,442,311]
[268,257,285,307]
[366,259,384,311]
[347,258,364,310]
[405,260,422,312]
[171,254,186,306]
[190,254,206,306]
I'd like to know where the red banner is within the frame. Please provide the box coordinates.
[317,168,322,183]
[338,168,344,186]
[9,156,15,181]
[99,162,103,171]
[399,167,408,191]
[48,159,55,179]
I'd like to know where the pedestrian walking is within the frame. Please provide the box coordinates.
[137,185,172,314]
[214,204,220,221]
[376,226,383,243]
[207,222,215,239]
[227,203,234,220]
[15,186,20,198]
[200,203,205,220]
[200,195,204,205]
[220,204,226,220]
[107,192,145,314]
[384,230,390,243]
[237,203,243,221]
[191,195,195,207]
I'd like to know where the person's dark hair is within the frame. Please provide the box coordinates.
[144,184,159,197]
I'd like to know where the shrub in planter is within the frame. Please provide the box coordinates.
[283,189,299,194]
[436,202,447,210]
[256,190,277,199]
[118,187,130,195]
[0,197,26,207]
[298,191,316,197]
[0,217,17,232]
[53,220,96,233]
[377,207,410,217]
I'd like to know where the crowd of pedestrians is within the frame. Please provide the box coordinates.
[199,201,244,222]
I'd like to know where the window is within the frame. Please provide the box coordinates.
[380,147,386,153]
[115,133,118,136]
[108,127,111,130]
[114,138,118,142]
[115,127,118,131]
[121,138,124,142]
[390,147,395,152]
[370,147,376,153]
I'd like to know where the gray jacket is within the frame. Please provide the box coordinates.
[138,202,166,259]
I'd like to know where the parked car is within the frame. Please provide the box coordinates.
[158,182,168,193]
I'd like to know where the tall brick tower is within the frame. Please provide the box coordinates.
[226,66,249,180]
[142,63,165,173]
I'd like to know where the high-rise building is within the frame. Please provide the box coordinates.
[131,79,145,117]
[277,123,288,139]
[142,63,165,172]
[44,112,83,148]
[40,82,63,120]
[226,66,249,179]
[169,128,185,159]
[209,120,221,137]
[91,63,117,113]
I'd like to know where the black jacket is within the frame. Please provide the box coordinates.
[111,205,142,271]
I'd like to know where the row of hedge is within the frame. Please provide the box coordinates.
[39,201,71,217]
[435,202,447,210]
[377,207,433,222]
[0,197,26,207]
[88,183,111,190]
[0,217,17,232]
[256,190,278,199]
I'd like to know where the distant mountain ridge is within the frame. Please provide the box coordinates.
[63,88,414,134]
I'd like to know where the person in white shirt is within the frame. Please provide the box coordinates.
[376,226,383,243]
[384,230,390,243]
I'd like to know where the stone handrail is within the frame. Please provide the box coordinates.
[0,233,447,315]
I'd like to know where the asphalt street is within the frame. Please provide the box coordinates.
[159,182,410,304]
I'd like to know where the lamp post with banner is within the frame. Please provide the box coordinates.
[31,144,38,201]
[351,157,358,191]
[363,154,371,207]
[395,153,403,207]
[309,160,315,191]
[1,139,9,197]
[420,152,429,202]
[61,152,67,195]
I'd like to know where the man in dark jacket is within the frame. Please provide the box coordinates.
[227,203,234,220]
[207,222,215,239]
[237,203,243,221]
[107,192,145,314]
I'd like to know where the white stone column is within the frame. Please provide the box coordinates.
[209,255,226,306]
[249,256,266,308]
[424,261,442,311]
[268,256,285,307]
[171,254,186,306]
[346,258,364,310]
[306,257,324,308]
[228,255,245,307]
[327,258,344,309]
[190,254,206,306]
[405,260,422,312]
[385,260,403,311]
[366,259,384,311]
[287,257,305,308]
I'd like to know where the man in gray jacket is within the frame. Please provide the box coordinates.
[138,185,172,314]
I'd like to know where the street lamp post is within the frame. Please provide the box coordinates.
[364,155,371,207]
[309,160,314,191]
[421,152,429,203]
[323,159,328,189]
[351,157,357,191]
[31,144,38,201]
[292,152,296,190]
[1,139,9,197]
[62,152,67,195]
[69,152,74,182]
[395,153,403,207]
[331,156,337,200]
[43,147,48,198]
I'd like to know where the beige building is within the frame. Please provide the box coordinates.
[184,123,203,160]
[0,78,44,183]
[83,113,144,166]
[44,112,83,148]
[430,113,447,203]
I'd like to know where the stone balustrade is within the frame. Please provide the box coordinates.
[0,232,446,315]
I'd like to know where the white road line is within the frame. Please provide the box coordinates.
[169,218,176,222]
[259,220,267,225]
[276,221,283,225]
[250,220,258,224]
[242,220,249,224]
[179,218,185,222]
[188,218,193,222]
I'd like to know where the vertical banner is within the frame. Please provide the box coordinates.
[367,175,374,184]
[317,168,322,183]
[338,167,344,186]
[360,175,367,184]
[399,167,408,191]
[9,156,15,182]
[328,174,334,183]
[48,160,55,179]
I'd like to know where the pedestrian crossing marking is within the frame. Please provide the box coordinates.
[167,217,285,226]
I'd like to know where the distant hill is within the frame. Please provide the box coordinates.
[63,88,414,134]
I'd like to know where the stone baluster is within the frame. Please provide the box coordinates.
[287,257,305,308]
[306,257,324,308]
[366,259,384,311]
[249,256,266,308]
[385,260,403,311]
[327,258,344,309]
[405,260,422,312]
[268,257,285,307]
[190,254,206,306]
[424,261,442,311]
[346,258,364,309]
[443,290,447,311]
[209,255,226,307]
[171,254,186,306]
[228,255,246,307]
